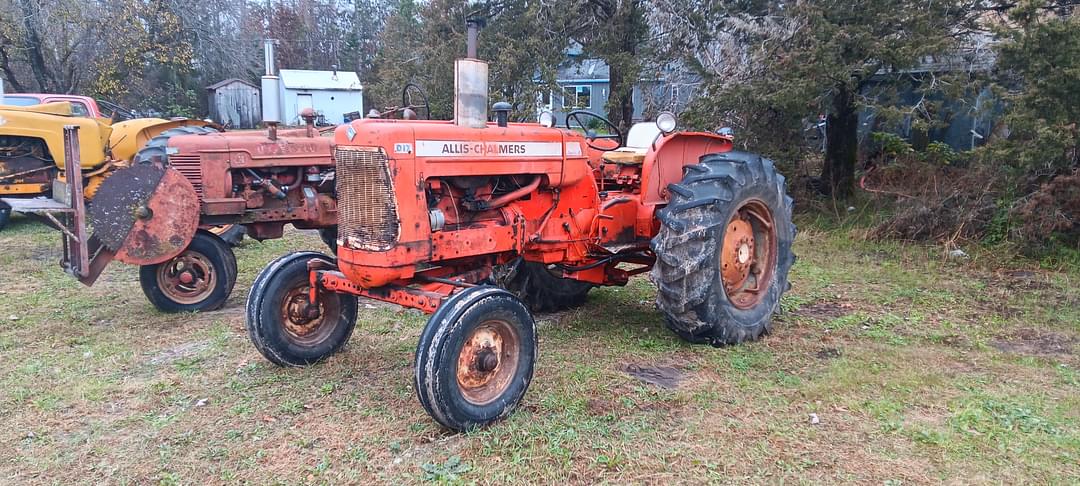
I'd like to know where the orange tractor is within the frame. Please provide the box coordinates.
[246,37,795,431]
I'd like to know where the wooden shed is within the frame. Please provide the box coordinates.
[206,79,261,129]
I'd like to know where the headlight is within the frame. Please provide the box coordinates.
[656,111,677,134]
[538,110,556,128]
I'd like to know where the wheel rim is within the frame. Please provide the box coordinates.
[456,319,521,406]
[280,284,341,346]
[720,199,778,310]
[156,251,217,305]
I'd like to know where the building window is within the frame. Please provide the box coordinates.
[561,85,592,109]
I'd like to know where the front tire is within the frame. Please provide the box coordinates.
[246,251,358,366]
[415,286,536,431]
[651,151,795,345]
[139,230,238,313]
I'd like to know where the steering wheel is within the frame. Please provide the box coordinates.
[401,83,430,120]
[565,110,623,151]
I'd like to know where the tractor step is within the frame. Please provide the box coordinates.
[0,196,73,214]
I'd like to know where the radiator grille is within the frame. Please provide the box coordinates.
[167,154,204,197]
[335,147,399,251]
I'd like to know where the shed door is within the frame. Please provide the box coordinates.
[297,94,313,119]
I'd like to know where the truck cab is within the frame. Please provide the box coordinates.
[1,93,102,118]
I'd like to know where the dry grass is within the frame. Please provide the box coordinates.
[0,213,1077,485]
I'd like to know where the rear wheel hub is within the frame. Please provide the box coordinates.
[719,199,778,310]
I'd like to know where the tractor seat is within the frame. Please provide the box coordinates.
[601,147,647,165]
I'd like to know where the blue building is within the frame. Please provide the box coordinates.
[538,46,701,127]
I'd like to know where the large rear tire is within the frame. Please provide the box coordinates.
[651,151,795,345]
[0,202,10,231]
[246,251,358,366]
[209,224,245,247]
[498,260,593,313]
[415,286,536,431]
[139,230,238,313]
[318,226,338,253]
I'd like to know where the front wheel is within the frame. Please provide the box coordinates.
[651,151,796,345]
[246,251,358,366]
[139,230,238,313]
[415,286,536,431]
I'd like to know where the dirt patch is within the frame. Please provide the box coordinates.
[794,301,853,321]
[146,340,210,365]
[619,363,685,389]
[816,347,842,359]
[991,328,1077,356]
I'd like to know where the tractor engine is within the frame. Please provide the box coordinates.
[151,128,338,240]
[332,121,598,289]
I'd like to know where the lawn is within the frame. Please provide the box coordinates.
[0,213,1077,484]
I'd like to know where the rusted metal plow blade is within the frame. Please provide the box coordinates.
[89,164,199,265]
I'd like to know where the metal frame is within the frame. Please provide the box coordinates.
[0,126,113,284]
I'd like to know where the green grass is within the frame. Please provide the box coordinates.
[0,213,1077,484]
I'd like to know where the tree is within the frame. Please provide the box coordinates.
[657,0,981,197]
[569,0,649,130]
[367,0,567,120]
[990,0,1080,173]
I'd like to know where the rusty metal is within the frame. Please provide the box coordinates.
[280,284,340,344]
[722,199,777,310]
[336,147,399,251]
[456,319,519,405]
[155,250,216,305]
[64,125,90,278]
[167,154,203,197]
[721,216,755,292]
[90,164,199,265]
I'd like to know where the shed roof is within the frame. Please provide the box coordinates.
[279,70,363,91]
[206,78,259,91]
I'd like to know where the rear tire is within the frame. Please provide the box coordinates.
[139,230,238,313]
[651,151,795,345]
[0,202,10,231]
[415,286,536,431]
[318,227,338,253]
[498,260,592,312]
[209,224,245,247]
[246,251,358,366]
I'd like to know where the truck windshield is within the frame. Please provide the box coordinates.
[1,96,41,106]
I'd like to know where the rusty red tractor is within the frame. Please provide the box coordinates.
[245,49,796,430]
[6,118,340,313]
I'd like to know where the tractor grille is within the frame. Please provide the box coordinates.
[167,154,204,197]
[335,146,399,251]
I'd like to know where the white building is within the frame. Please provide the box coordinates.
[277,69,363,126]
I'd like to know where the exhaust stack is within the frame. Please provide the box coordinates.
[261,39,282,131]
[454,18,488,128]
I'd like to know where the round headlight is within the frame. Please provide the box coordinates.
[656,111,677,134]
[538,110,556,128]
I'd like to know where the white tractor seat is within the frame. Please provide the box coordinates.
[600,122,661,165]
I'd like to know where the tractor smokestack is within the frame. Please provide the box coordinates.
[466,20,481,59]
[261,39,282,132]
[455,17,488,128]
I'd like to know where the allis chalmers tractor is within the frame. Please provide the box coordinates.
[245,46,796,431]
